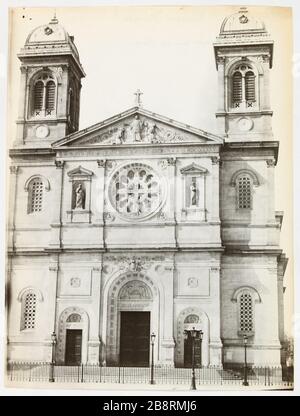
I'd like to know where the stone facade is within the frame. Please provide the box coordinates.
[6,8,288,368]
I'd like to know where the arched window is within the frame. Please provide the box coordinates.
[33,80,44,112]
[21,292,37,330]
[232,71,242,104]
[25,175,50,214]
[232,286,261,336]
[239,291,254,333]
[45,80,56,113]
[231,169,260,211]
[245,71,256,102]
[231,64,256,109]
[32,73,56,117]
[237,174,252,209]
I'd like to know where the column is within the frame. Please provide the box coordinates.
[50,160,64,249]
[209,266,223,366]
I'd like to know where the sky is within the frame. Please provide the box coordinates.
[6,4,293,334]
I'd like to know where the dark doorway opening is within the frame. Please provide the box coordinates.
[120,311,150,367]
[65,329,82,365]
[184,332,202,368]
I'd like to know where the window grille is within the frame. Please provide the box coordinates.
[29,179,44,213]
[239,292,253,332]
[237,175,252,209]
[23,292,37,330]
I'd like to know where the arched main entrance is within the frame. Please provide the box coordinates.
[106,272,158,366]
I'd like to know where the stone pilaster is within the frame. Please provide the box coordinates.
[210,157,221,223]
[50,160,64,249]
[8,166,19,251]
[159,261,175,366]
[209,266,223,366]
[266,158,276,223]
[95,159,106,224]
[47,258,59,361]
[87,265,102,364]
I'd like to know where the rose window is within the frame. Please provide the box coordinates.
[109,163,161,219]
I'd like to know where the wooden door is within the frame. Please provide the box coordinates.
[65,329,82,365]
[120,311,150,367]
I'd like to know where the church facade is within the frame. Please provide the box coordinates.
[6,8,288,368]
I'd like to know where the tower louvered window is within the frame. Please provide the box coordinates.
[232,72,242,104]
[45,80,56,112]
[33,81,44,112]
[32,73,56,117]
[231,64,256,109]
[239,292,254,333]
[22,292,37,330]
[237,175,252,209]
[28,178,44,213]
[245,71,256,102]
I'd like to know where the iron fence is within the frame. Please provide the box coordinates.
[6,362,293,388]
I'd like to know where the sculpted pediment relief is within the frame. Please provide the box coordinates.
[52,107,223,148]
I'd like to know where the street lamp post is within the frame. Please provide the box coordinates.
[49,331,57,383]
[184,327,202,390]
[199,330,203,368]
[150,332,156,385]
[243,335,249,386]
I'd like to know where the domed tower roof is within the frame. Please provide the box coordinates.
[18,16,85,77]
[214,7,273,68]
[220,7,267,35]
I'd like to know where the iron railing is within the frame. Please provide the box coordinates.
[6,362,293,388]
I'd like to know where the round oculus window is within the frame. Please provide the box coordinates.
[108,163,162,219]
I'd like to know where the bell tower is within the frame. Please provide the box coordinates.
[213,7,274,141]
[15,15,85,147]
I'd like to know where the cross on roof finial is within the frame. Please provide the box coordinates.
[134,89,143,107]
[51,8,58,23]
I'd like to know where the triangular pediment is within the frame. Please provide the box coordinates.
[52,107,223,149]
[180,163,208,175]
[67,165,93,177]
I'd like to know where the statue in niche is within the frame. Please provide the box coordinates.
[130,115,144,142]
[74,183,85,209]
[190,179,197,206]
